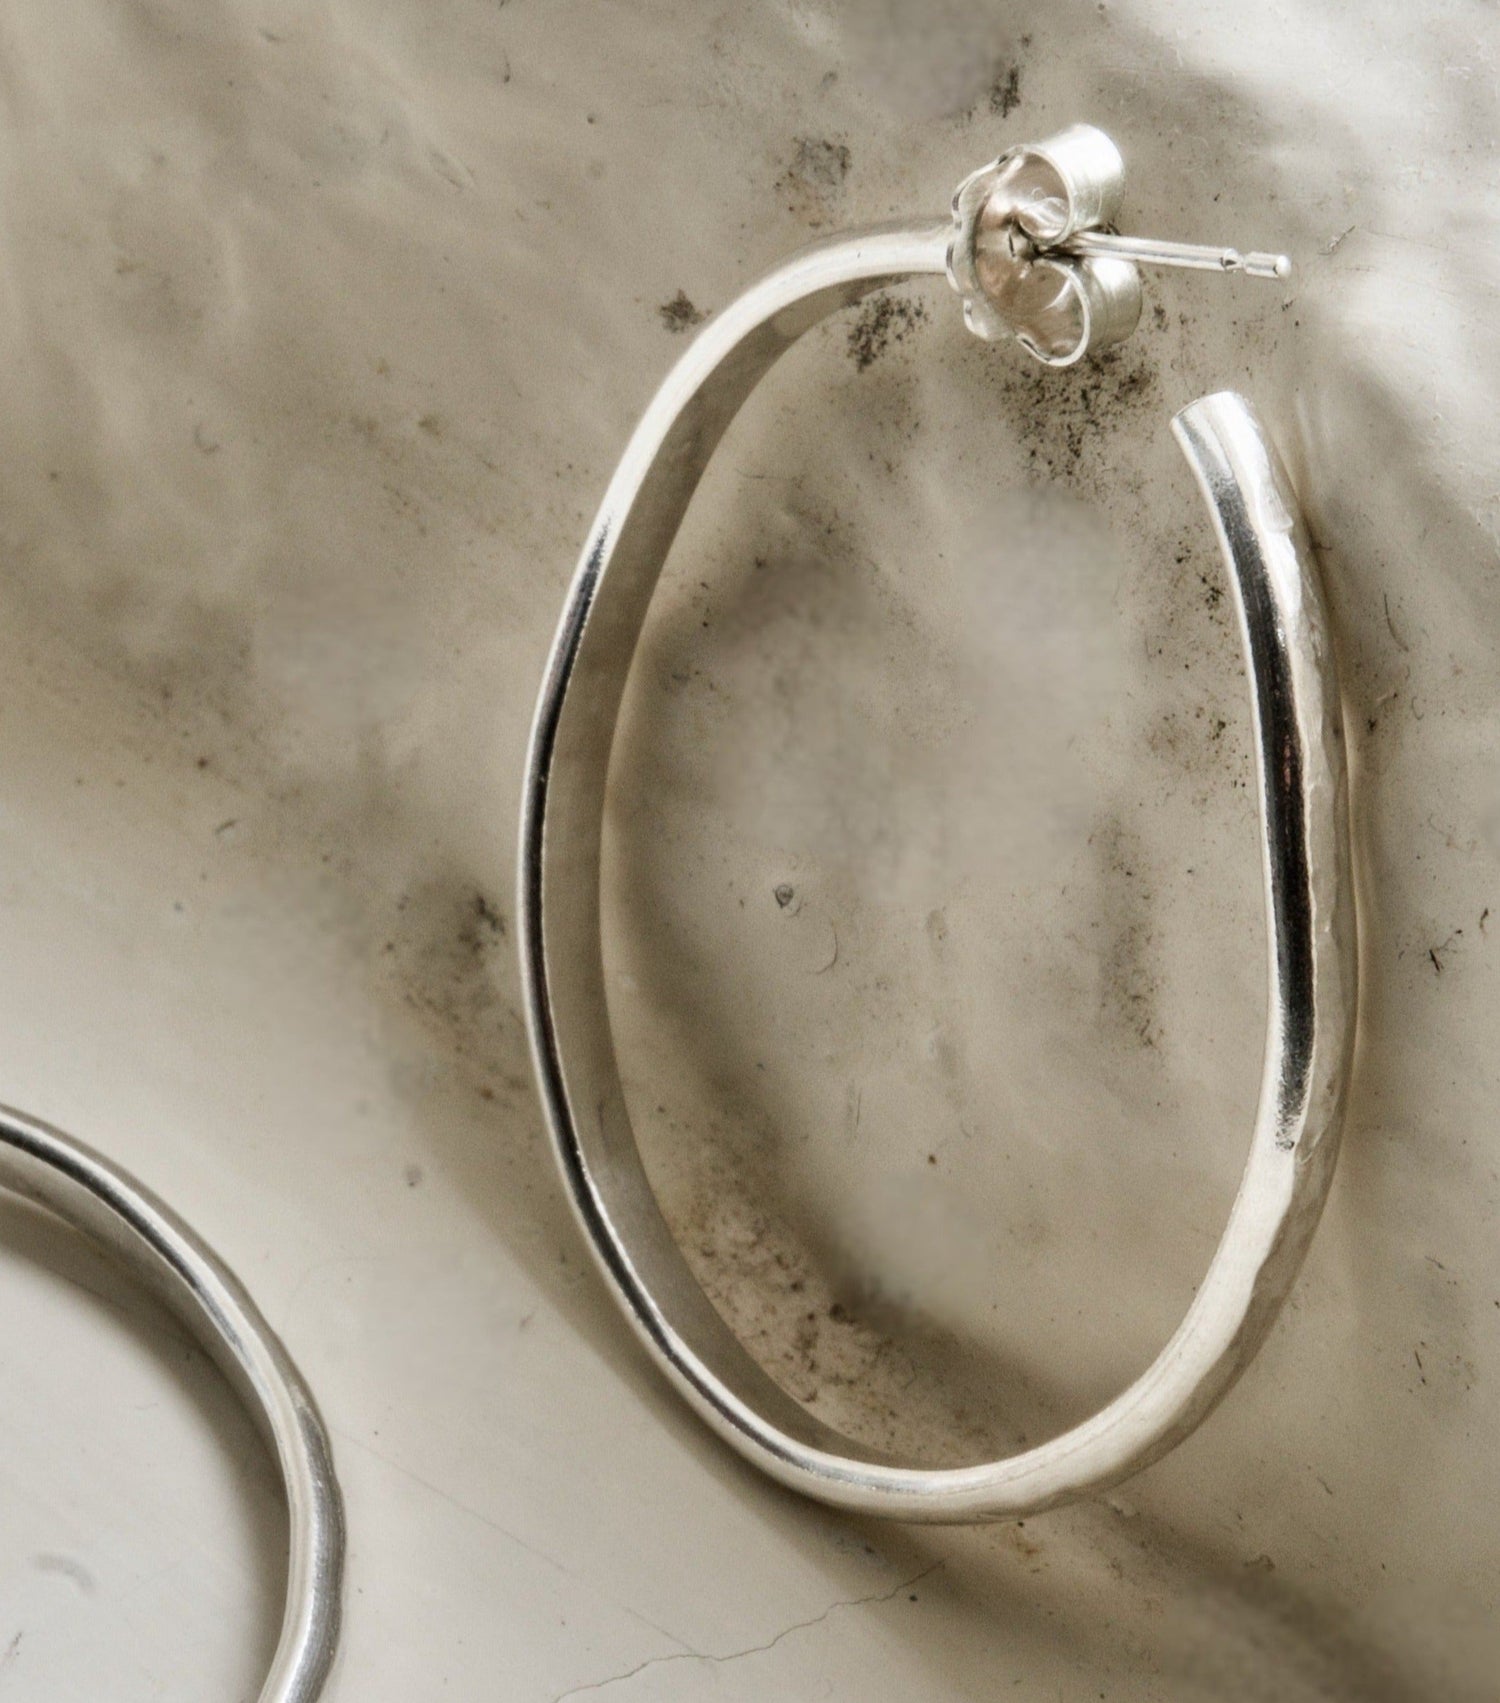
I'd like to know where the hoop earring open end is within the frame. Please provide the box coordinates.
[520,132,1355,1523]
[0,1107,344,1700]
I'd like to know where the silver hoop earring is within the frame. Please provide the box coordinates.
[0,1106,344,1697]
[519,125,1356,1523]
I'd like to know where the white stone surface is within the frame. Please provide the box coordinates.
[0,1,1494,1697]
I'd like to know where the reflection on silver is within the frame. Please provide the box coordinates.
[0,1105,344,1698]
[519,140,1355,1521]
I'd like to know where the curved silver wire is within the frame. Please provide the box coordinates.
[518,218,1356,1522]
[0,1104,344,1698]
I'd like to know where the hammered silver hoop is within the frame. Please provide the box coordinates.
[0,1105,344,1698]
[519,192,1356,1522]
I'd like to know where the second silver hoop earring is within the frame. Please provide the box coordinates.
[0,1107,343,1699]
[519,125,1357,1522]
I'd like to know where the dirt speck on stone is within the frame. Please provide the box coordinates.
[988,347,1160,481]
[658,290,705,334]
[848,293,928,371]
[990,62,1023,116]
[777,137,851,225]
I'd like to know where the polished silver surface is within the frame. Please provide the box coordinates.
[519,155,1355,1521]
[0,1105,344,1699]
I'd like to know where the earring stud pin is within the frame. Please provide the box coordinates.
[1058,228,1291,281]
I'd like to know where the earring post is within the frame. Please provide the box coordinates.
[1058,229,1291,280]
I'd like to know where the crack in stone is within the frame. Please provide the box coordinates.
[552,1560,944,1701]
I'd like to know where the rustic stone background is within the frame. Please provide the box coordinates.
[0,2,1494,1697]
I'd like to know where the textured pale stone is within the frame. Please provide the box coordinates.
[0,2,1491,1698]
